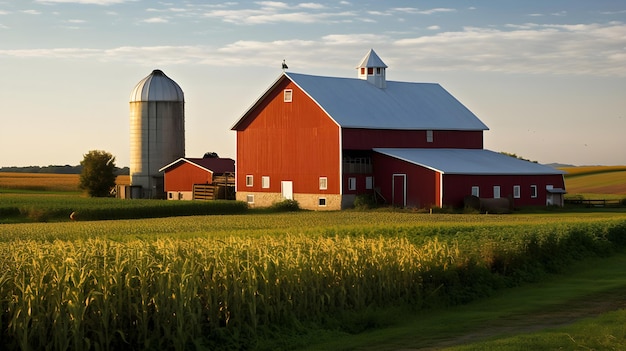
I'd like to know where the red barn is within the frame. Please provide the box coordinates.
[159,157,235,200]
[232,50,565,210]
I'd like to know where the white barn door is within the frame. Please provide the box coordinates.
[281,181,293,200]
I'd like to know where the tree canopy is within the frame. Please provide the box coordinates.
[79,150,117,197]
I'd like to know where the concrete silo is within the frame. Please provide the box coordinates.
[129,69,185,199]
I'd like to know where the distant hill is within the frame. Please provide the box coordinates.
[546,162,576,168]
[0,165,129,175]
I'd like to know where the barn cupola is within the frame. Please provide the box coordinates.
[356,49,387,89]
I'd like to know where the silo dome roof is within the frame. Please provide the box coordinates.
[129,69,184,102]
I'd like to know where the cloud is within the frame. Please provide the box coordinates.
[23,10,42,15]
[391,7,456,15]
[427,25,440,30]
[200,2,356,25]
[142,17,169,23]
[393,22,626,76]
[1,22,623,77]
[35,0,132,4]
[298,3,325,10]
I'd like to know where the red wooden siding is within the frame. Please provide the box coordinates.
[235,79,341,194]
[164,163,212,192]
[342,129,483,150]
[443,174,566,208]
[372,153,440,208]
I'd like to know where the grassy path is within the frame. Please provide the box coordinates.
[302,253,626,350]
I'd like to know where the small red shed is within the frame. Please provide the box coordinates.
[159,157,235,200]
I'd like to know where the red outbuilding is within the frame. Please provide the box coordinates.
[159,157,235,200]
[231,50,565,210]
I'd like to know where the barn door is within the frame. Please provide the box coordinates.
[392,174,406,207]
[281,181,293,200]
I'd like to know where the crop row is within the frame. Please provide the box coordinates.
[0,219,625,350]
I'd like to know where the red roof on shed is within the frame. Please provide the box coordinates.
[159,157,235,174]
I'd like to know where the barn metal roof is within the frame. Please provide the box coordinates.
[373,148,565,175]
[159,157,235,174]
[130,69,184,102]
[356,49,388,68]
[286,72,488,131]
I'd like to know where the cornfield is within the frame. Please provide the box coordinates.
[1,212,625,350]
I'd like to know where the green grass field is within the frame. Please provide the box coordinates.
[1,171,626,350]
[560,166,626,196]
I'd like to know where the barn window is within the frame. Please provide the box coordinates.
[493,186,501,199]
[318,197,327,207]
[367,67,373,75]
[319,177,328,190]
[262,176,270,189]
[283,89,292,102]
[530,185,538,198]
[376,67,381,75]
[365,176,373,190]
[246,175,253,187]
[426,130,433,143]
[513,185,521,198]
[348,177,356,191]
[246,195,254,204]
[360,67,365,75]
[471,186,479,197]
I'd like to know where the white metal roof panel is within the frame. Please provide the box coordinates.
[286,72,488,131]
[356,49,388,68]
[130,69,184,102]
[373,148,565,175]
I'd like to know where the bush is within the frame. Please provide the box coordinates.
[270,199,300,212]
[353,193,377,210]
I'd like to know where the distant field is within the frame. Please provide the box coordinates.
[0,172,129,193]
[1,168,625,197]
[560,166,626,196]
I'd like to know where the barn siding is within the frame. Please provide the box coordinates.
[372,153,440,208]
[163,163,212,192]
[443,174,566,208]
[342,129,483,150]
[235,79,341,198]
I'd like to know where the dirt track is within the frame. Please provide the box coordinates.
[404,287,626,350]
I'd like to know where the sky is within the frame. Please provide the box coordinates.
[1,0,625,168]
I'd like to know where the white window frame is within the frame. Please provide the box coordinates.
[348,177,356,191]
[261,176,270,189]
[365,176,373,190]
[245,175,253,187]
[283,89,292,102]
[246,194,254,204]
[426,130,433,143]
[471,186,480,197]
[493,186,501,199]
[319,177,328,190]
[513,185,521,199]
[318,197,327,207]
[531,185,538,198]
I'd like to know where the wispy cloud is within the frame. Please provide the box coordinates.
[1,22,624,77]
[142,17,168,23]
[23,10,42,15]
[394,22,626,76]
[35,0,132,4]
[199,2,355,24]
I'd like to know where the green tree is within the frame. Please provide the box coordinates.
[79,150,117,197]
